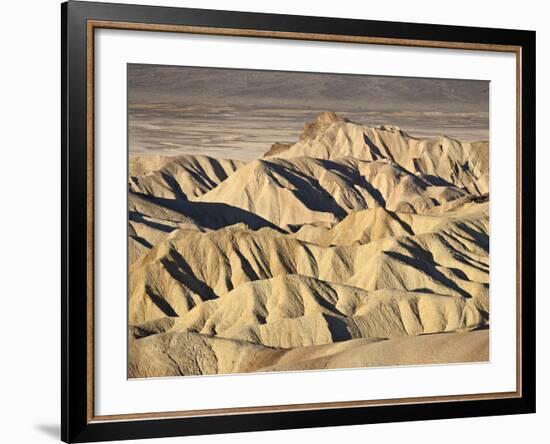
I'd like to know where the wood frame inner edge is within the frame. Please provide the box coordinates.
[85,19,523,423]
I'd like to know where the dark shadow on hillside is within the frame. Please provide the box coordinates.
[161,250,220,301]
[129,210,175,233]
[159,170,188,200]
[145,285,179,317]
[314,158,389,208]
[363,133,386,160]
[387,210,415,236]
[324,314,353,342]
[419,173,458,188]
[133,192,285,232]
[262,161,347,219]
[383,250,472,299]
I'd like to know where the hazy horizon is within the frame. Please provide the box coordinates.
[128,64,489,160]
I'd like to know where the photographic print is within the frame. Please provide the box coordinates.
[127,65,490,378]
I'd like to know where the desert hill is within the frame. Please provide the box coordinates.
[129,154,244,200]
[128,189,281,264]
[128,111,490,377]
[196,156,468,229]
[169,274,486,349]
[129,200,488,324]
[292,195,488,246]
[128,328,488,377]
[265,112,488,195]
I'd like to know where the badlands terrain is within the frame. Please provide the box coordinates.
[128,112,489,378]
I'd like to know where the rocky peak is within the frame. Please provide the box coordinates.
[315,111,346,125]
[301,111,347,140]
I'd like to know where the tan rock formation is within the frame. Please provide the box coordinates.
[128,112,490,377]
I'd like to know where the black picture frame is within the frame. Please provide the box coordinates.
[62,1,536,442]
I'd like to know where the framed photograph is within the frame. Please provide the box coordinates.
[62,1,536,442]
